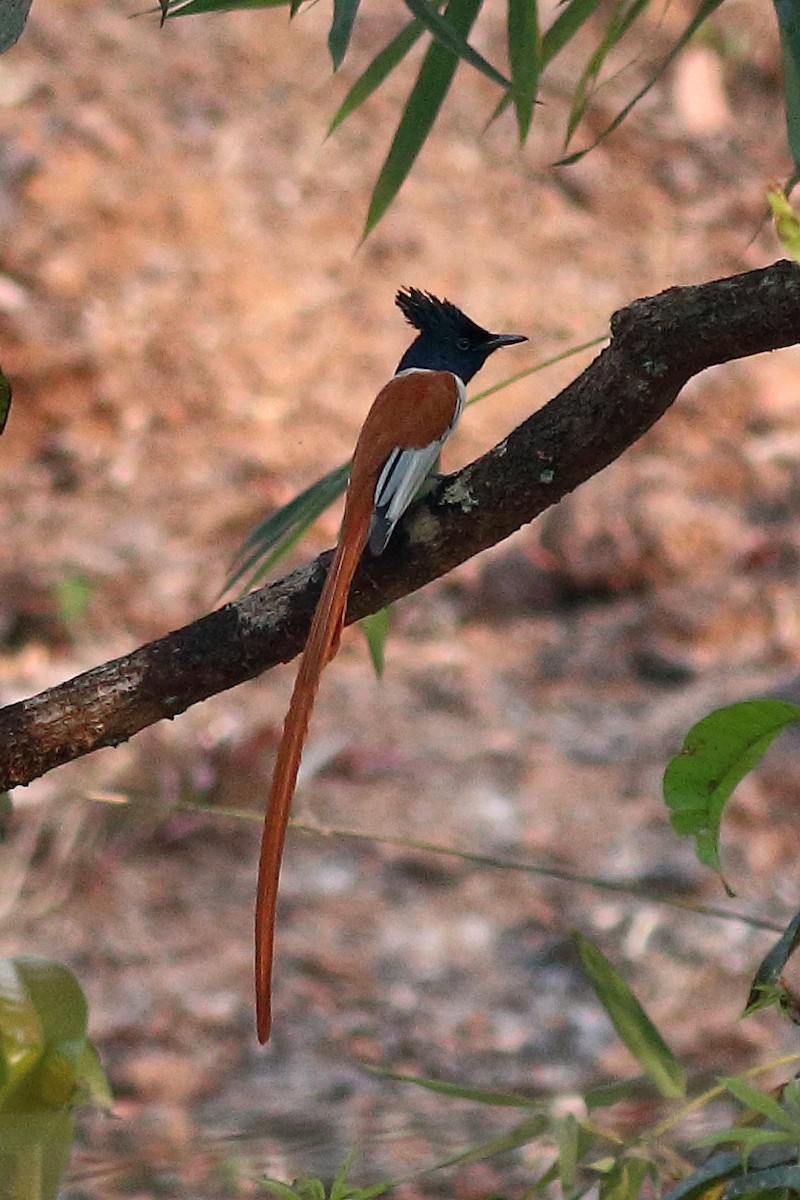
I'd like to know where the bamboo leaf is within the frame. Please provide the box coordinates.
[365,0,483,236]
[361,606,390,677]
[745,907,800,1016]
[541,0,606,65]
[328,20,425,134]
[556,0,726,164]
[162,0,289,18]
[402,0,511,87]
[573,932,685,1099]
[328,0,361,70]
[507,0,540,143]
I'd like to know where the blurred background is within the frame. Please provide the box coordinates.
[0,0,799,1194]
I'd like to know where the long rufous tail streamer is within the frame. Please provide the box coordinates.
[255,369,462,1042]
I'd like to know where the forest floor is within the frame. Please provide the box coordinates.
[1,0,800,1195]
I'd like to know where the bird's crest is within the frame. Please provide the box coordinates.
[395,287,490,343]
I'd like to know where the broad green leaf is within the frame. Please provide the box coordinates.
[663,699,800,876]
[402,0,511,88]
[0,365,11,434]
[365,0,483,236]
[774,0,800,174]
[162,0,289,18]
[328,20,425,135]
[223,462,349,595]
[767,185,800,263]
[507,0,540,142]
[719,1076,798,1132]
[370,1066,536,1107]
[556,0,726,165]
[745,907,800,1016]
[572,931,685,1099]
[328,0,361,70]
[361,605,390,677]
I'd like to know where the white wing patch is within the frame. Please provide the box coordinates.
[368,369,466,556]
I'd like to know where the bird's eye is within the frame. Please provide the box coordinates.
[456,336,470,351]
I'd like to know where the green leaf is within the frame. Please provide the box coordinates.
[774,0,800,174]
[719,1077,799,1133]
[597,1156,648,1200]
[661,1152,744,1200]
[365,0,483,236]
[370,1066,536,1107]
[402,0,511,88]
[564,0,649,146]
[552,1112,579,1193]
[572,931,685,1100]
[584,1077,650,1111]
[328,20,425,135]
[360,606,390,677]
[540,0,606,66]
[507,0,540,142]
[223,462,349,596]
[555,0,725,165]
[745,908,800,1016]
[328,0,361,70]
[162,0,289,18]
[663,699,800,876]
[0,365,11,434]
[0,1110,75,1200]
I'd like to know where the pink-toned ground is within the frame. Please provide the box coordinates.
[0,0,799,1195]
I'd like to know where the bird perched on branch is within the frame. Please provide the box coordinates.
[255,288,526,1041]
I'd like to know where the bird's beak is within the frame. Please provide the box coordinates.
[487,332,528,349]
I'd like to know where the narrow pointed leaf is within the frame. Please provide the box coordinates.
[661,1153,743,1200]
[328,20,425,134]
[573,931,685,1099]
[365,0,483,236]
[370,1066,536,1107]
[0,368,11,434]
[541,0,606,65]
[507,0,540,142]
[402,0,511,88]
[720,1076,798,1131]
[745,907,800,1015]
[328,0,361,70]
[361,606,390,677]
[663,699,800,875]
[564,0,649,146]
[556,0,725,164]
[162,0,289,17]
[223,462,349,595]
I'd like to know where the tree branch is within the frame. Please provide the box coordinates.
[3,260,800,792]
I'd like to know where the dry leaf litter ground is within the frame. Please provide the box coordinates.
[0,0,799,1195]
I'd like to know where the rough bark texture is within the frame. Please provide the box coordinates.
[2,260,799,791]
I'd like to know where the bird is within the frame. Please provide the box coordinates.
[255,287,527,1042]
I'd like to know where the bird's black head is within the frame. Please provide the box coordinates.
[395,287,526,384]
